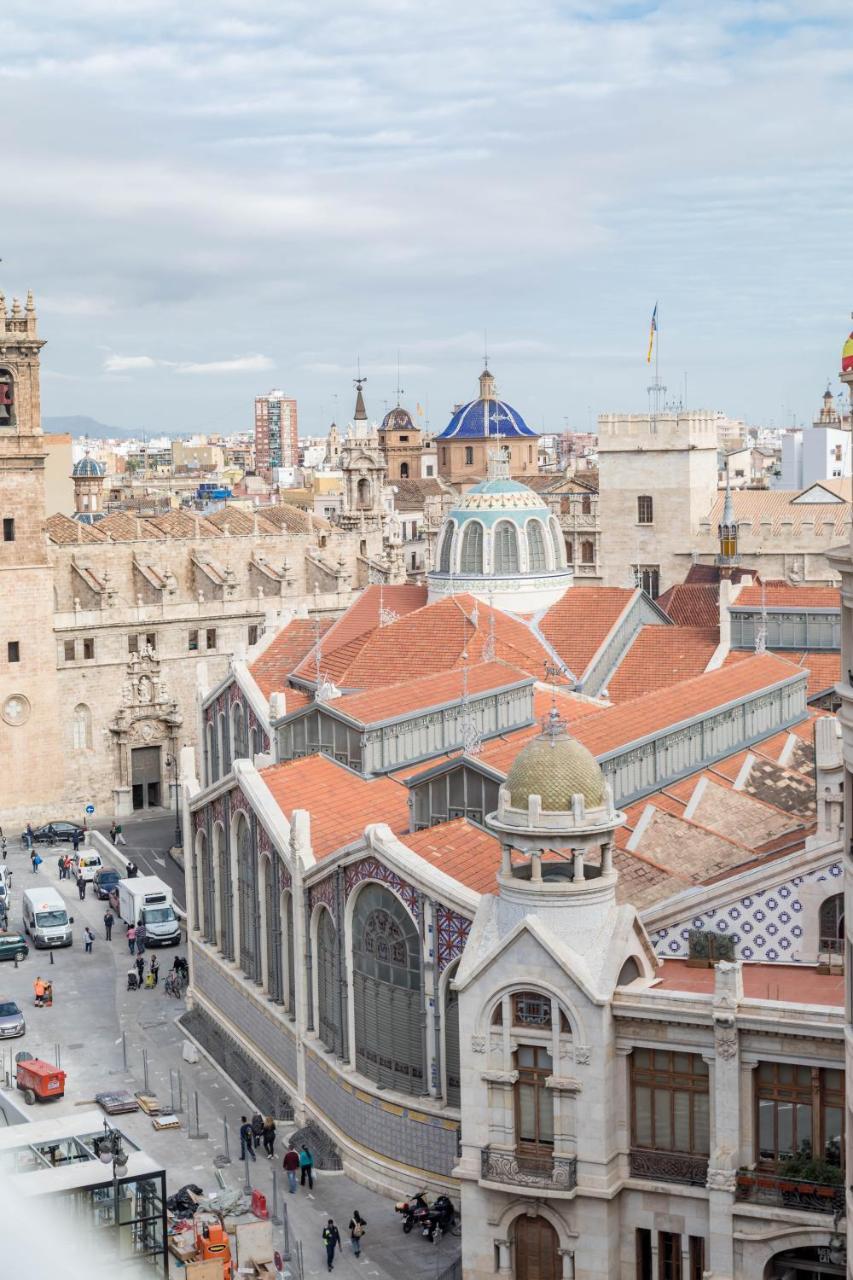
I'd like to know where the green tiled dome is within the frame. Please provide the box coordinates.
[506,729,605,811]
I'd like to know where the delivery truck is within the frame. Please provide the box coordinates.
[110,875,181,946]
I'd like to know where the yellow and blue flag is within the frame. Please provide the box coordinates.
[646,303,658,363]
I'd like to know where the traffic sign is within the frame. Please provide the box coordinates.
[85,804,95,815]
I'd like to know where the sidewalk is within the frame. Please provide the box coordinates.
[0,837,460,1279]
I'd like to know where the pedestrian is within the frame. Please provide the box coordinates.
[135,923,146,955]
[239,1116,256,1162]
[64,854,72,880]
[262,1116,276,1159]
[126,924,137,955]
[72,830,80,853]
[33,977,45,1008]
[83,926,95,954]
[30,850,38,874]
[24,823,34,850]
[251,1112,264,1150]
[77,872,87,900]
[149,954,159,985]
[322,1220,341,1273]
[57,854,64,879]
[104,910,114,941]
[348,1211,366,1258]
[299,1144,314,1190]
[109,823,117,845]
[135,954,145,986]
[127,860,138,878]
[115,824,127,846]
[283,1143,299,1192]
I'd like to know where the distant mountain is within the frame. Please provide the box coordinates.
[44,415,180,440]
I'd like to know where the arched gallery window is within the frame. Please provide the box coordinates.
[526,520,547,572]
[460,521,483,574]
[819,892,844,954]
[236,813,258,979]
[444,962,461,1108]
[494,521,519,574]
[438,521,455,573]
[316,908,343,1056]
[72,703,93,750]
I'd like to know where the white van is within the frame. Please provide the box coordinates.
[73,851,103,882]
[22,887,73,948]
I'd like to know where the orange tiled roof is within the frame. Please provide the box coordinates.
[734,584,840,609]
[606,627,718,702]
[147,510,224,538]
[706,489,849,537]
[330,661,530,725]
[403,818,502,894]
[46,513,107,544]
[539,586,637,677]
[260,755,410,858]
[724,650,840,700]
[654,959,843,1008]
[250,617,334,699]
[656,583,720,628]
[96,511,167,540]
[292,584,428,683]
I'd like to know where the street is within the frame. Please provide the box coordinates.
[0,834,460,1278]
[92,810,187,909]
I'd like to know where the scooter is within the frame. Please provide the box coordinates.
[394,1190,431,1234]
[423,1194,457,1243]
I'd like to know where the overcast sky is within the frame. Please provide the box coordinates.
[4,1,852,436]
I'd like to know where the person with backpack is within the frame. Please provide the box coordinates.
[251,1112,264,1151]
[239,1116,256,1162]
[348,1211,366,1257]
[83,926,95,954]
[283,1144,299,1192]
[299,1144,314,1189]
[322,1220,341,1273]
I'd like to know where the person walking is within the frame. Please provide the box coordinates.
[135,954,145,987]
[115,824,127,846]
[77,872,87,901]
[149,954,159,986]
[299,1144,314,1190]
[322,1220,341,1273]
[24,823,34,851]
[135,923,146,955]
[251,1112,264,1151]
[33,977,45,1008]
[65,854,72,880]
[30,850,41,874]
[109,823,118,845]
[72,829,80,854]
[57,854,64,880]
[239,1116,256,1162]
[262,1116,276,1160]
[348,1212,366,1258]
[83,926,95,954]
[126,924,137,955]
[283,1144,299,1192]
[104,910,114,941]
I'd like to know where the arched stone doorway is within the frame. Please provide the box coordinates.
[513,1214,560,1280]
[764,1244,846,1278]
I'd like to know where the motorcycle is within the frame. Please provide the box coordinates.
[423,1194,458,1243]
[394,1191,431,1235]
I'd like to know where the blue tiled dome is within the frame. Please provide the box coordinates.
[72,455,105,478]
[436,369,537,441]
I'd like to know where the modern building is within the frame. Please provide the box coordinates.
[782,389,852,491]
[254,389,298,477]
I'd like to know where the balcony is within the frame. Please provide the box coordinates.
[629,1149,709,1187]
[480,1146,577,1191]
[736,1169,845,1215]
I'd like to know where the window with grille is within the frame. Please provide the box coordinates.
[756,1061,844,1167]
[352,884,423,1094]
[438,521,455,573]
[494,521,519,573]
[460,521,483,573]
[526,520,547,572]
[631,1050,710,1155]
[444,963,460,1107]
[316,907,343,1055]
[236,814,258,980]
[637,495,654,524]
[215,826,232,957]
[513,991,552,1027]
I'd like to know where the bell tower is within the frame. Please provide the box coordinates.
[0,289,62,820]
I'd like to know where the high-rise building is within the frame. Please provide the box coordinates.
[254,389,298,477]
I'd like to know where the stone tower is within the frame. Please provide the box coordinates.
[72,453,106,517]
[339,379,387,528]
[0,290,64,818]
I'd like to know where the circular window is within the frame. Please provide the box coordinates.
[2,694,30,727]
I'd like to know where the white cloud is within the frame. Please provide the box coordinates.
[103,354,158,373]
[173,354,275,375]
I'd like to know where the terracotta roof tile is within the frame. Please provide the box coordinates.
[260,755,409,858]
[656,583,720,628]
[331,661,529,726]
[724,649,840,700]
[292,584,428,684]
[96,511,166,540]
[735,584,840,608]
[606,627,718,702]
[402,819,502,894]
[45,513,107,544]
[539,587,637,677]
[250,618,334,699]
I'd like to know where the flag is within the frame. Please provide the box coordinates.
[416,402,424,417]
[646,303,657,364]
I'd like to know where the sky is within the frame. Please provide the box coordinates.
[3,0,853,436]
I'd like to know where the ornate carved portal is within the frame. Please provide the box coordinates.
[107,650,183,816]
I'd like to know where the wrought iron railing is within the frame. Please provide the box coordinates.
[735,1170,845,1215]
[629,1149,709,1186]
[480,1146,577,1191]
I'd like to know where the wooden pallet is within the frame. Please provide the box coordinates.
[152,1113,181,1131]
[135,1093,162,1115]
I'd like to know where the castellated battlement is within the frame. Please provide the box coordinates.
[597,411,718,452]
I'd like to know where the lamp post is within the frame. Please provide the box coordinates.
[165,753,182,850]
[98,1119,129,1249]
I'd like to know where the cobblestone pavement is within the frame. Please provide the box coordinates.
[0,836,460,1279]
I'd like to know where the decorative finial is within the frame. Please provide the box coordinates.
[11,297,21,317]
[25,290,34,313]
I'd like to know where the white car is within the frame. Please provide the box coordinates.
[72,852,103,882]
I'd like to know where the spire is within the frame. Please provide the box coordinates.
[479,366,496,401]
[721,472,734,528]
[353,376,368,422]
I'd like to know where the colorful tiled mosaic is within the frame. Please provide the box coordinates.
[344,857,420,920]
[435,903,471,974]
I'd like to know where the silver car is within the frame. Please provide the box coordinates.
[0,1000,25,1038]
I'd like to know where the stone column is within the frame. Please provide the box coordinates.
[705,960,743,1280]
[495,1239,512,1277]
[558,1247,575,1278]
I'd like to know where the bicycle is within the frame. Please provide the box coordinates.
[164,970,188,999]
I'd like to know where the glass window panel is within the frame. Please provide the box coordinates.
[518,1084,536,1140]
[654,1088,672,1149]
[777,1102,794,1156]
[796,1103,812,1155]
[758,1099,776,1159]
[654,1050,672,1070]
[517,1046,535,1067]
[673,1053,690,1073]
[673,1092,691,1151]
[796,1066,811,1088]
[634,1049,650,1070]
[824,1107,843,1164]
[778,1064,794,1085]
[538,1092,554,1143]
[694,1094,710,1155]
[694,1058,709,1077]
[823,1069,843,1093]
[634,1086,652,1147]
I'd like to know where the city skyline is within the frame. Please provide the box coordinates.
[3,2,852,434]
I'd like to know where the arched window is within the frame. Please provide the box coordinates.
[819,892,844,954]
[357,477,371,508]
[236,814,259,980]
[617,956,642,986]
[206,720,218,785]
[565,539,574,564]
[219,712,231,774]
[316,908,343,1055]
[494,521,519,574]
[72,703,92,751]
[549,517,565,569]
[581,493,592,515]
[460,521,484,573]
[464,445,474,466]
[438,521,455,573]
[581,540,594,565]
[215,823,231,958]
[0,368,14,426]
[526,520,547,572]
[352,884,424,1094]
[262,858,283,1000]
[444,964,461,1108]
[400,462,409,479]
[232,702,247,760]
[283,891,296,1013]
[199,831,215,945]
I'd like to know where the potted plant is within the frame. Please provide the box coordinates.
[777,1153,843,1207]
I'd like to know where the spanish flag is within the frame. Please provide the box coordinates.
[646,303,658,364]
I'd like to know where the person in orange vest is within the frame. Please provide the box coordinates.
[33,977,46,1008]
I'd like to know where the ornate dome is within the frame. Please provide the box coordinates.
[72,455,105,478]
[506,719,605,812]
[842,331,853,374]
[381,406,417,433]
[436,369,537,441]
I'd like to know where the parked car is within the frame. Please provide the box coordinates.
[0,999,25,1038]
[21,822,85,846]
[0,934,28,963]
[93,867,123,900]
[72,851,103,882]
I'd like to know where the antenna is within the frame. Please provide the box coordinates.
[458,645,483,757]
[755,579,767,655]
[396,350,404,406]
[481,591,496,663]
[483,329,489,369]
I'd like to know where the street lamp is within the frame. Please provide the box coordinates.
[98,1119,129,1242]
[165,753,182,850]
